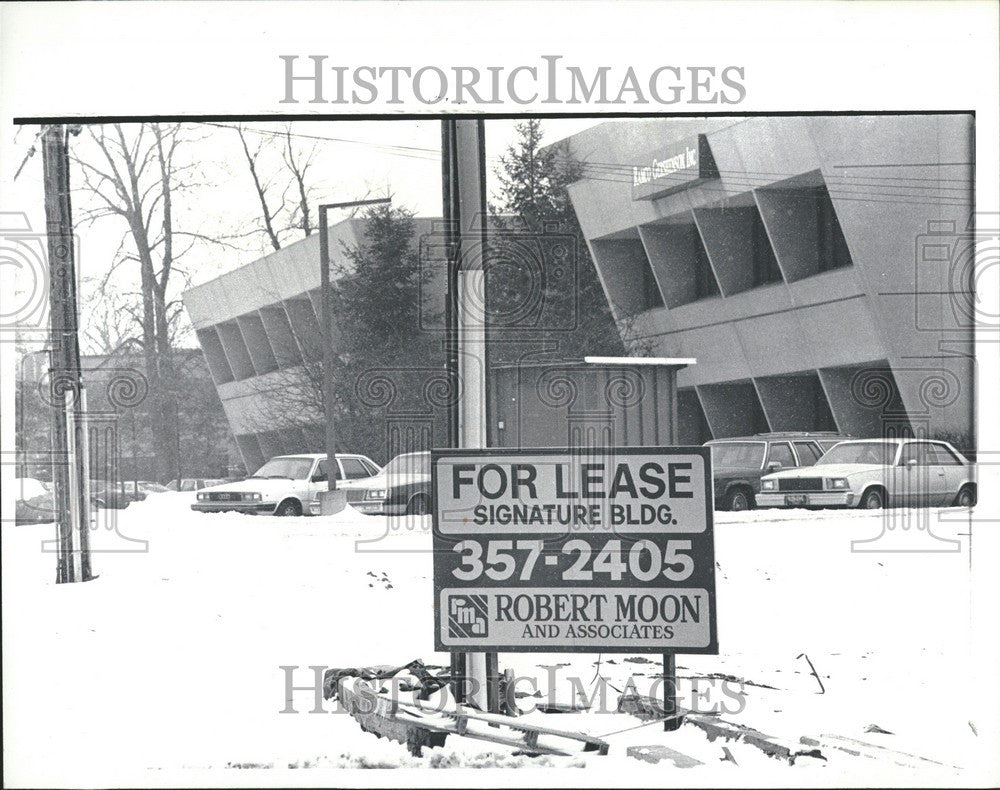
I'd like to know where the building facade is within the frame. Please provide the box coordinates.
[182,218,442,473]
[562,115,976,451]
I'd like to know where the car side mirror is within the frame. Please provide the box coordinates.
[312,472,328,483]
[906,458,918,468]
[767,461,782,472]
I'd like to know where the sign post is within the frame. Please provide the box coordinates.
[432,446,717,722]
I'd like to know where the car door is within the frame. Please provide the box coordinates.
[765,441,796,474]
[895,442,933,507]
[927,443,964,505]
[341,457,374,482]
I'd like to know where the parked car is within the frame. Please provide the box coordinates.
[338,450,431,516]
[191,453,379,516]
[705,432,852,511]
[756,438,976,509]
[90,480,162,509]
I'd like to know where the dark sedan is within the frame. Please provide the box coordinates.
[706,432,852,511]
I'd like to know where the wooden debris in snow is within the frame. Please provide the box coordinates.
[627,744,703,768]
[338,677,609,758]
[686,714,825,765]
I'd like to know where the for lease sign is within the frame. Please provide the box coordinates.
[432,447,717,654]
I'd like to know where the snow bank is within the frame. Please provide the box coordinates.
[1,501,991,786]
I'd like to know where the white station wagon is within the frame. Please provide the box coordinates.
[756,438,976,510]
[191,453,379,516]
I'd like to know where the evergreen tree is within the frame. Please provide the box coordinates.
[490,119,624,363]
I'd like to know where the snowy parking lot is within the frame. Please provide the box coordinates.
[2,493,996,785]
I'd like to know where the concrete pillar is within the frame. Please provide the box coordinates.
[259,304,304,369]
[196,326,235,384]
[237,311,279,376]
[695,380,770,438]
[216,320,256,381]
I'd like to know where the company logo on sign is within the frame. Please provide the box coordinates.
[631,134,719,201]
[447,594,489,638]
[633,146,698,187]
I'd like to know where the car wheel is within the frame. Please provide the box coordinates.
[725,488,753,512]
[407,493,430,516]
[91,498,106,509]
[861,488,885,509]
[953,485,976,507]
[274,499,302,517]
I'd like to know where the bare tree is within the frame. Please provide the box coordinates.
[282,124,319,238]
[80,279,142,355]
[235,124,285,252]
[71,122,223,481]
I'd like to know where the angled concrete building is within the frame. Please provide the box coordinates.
[183,218,441,472]
[562,115,976,451]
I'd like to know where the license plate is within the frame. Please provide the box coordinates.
[785,494,808,506]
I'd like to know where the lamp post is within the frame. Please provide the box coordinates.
[316,198,391,513]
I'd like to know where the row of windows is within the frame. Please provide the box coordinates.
[614,174,854,315]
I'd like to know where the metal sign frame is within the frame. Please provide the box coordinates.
[431,445,717,655]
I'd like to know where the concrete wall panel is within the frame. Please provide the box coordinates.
[236,312,279,376]
[259,305,304,368]
[195,327,235,385]
[216,320,256,381]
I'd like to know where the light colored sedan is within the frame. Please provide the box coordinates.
[756,438,976,509]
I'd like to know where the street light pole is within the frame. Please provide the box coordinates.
[316,197,391,513]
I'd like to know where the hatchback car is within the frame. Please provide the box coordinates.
[757,438,976,509]
[705,432,851,511]
[192,453,379,516]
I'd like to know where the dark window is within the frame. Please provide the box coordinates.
[927,443,963,466]
[751,209,782,286]
[814,186,853,273]
[315,459,342,480]
[693,236,721,300]
[899,443,931,466]
[793,442,822,466]
[341,458,371,479]
[643,260,664,310]
[766,442,796,468]
[361,458,380,475]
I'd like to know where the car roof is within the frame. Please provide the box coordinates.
[706,433,849,444]
[829,438,903,445]
[269,453,368,460]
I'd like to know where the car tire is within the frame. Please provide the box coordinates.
[861,487,885,509]
[953,485,976,507]
[725,487,754,512]
[407,493,430,516]
[91,498,106,509]
[274,499,302,517]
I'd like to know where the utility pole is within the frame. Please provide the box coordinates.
[42,123,94,583]
[441,118,497,713]
[316,197,391,514]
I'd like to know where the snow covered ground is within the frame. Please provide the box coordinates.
[3,493,998,787]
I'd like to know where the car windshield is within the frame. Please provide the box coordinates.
[818,442,898,466]
[384,452,431,477]
[250,457,314,480]
[708,442,766,468]
[140,482,170,492]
